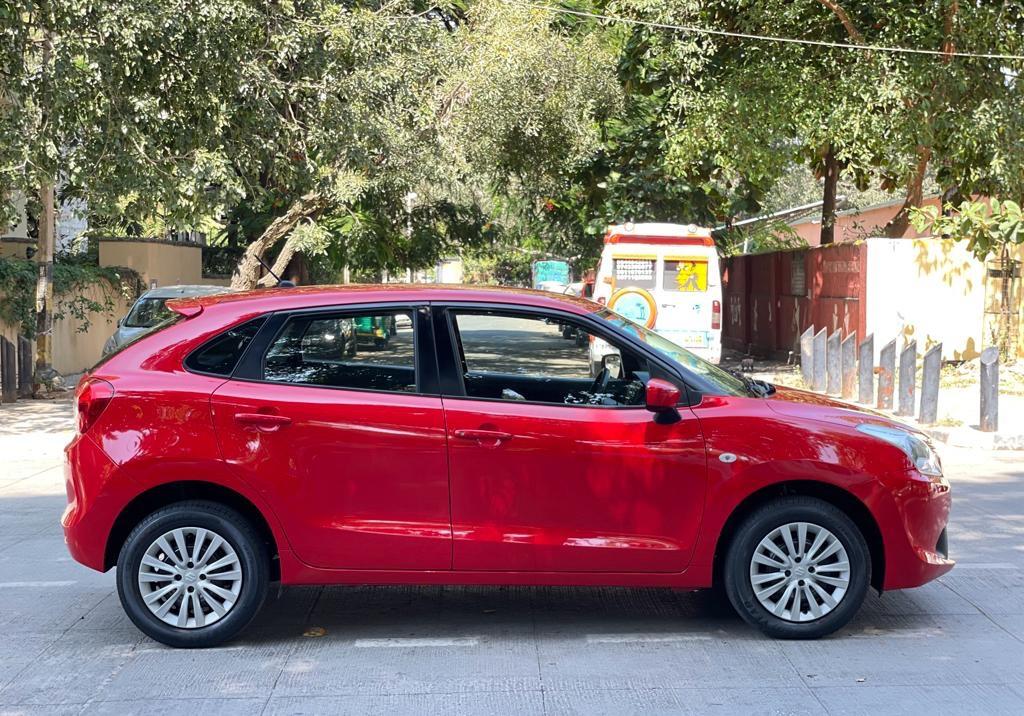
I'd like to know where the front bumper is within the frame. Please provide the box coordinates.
[881,470,954,590]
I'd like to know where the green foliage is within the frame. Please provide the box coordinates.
[0,256,141,336]
[911,199,1024,262]
[0,256,37,336]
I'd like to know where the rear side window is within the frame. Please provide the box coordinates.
[185,318,266,376]
[262,310,416,393]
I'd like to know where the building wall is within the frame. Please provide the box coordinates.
[98,238,203,287]
[791,196,939,247]
[864,238,987,361]
[0,282,134,377]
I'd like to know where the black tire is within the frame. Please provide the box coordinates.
[116,500,269,648]
[723,496,870,639]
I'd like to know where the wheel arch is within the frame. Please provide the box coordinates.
[711,480,885,592]
[104,481,281,580]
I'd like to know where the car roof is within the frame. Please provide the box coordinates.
[140,285,238,300]
[166,284,601,317]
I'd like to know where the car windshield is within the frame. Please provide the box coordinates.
[594,307,752,397]
[123,297,173,328]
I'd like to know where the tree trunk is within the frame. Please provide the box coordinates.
[884,145,932,237]
[33,179,56,389]
[231,191,329,290]
[820,145,840,245]
[257,233,300,287]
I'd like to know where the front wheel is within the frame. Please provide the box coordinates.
[116,500,269,648]
[723,496,870,639]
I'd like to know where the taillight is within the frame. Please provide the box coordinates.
[711,300,721,330]
[76,378,115,434]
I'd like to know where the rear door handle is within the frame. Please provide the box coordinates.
[234,413,292,432]
[453,429,513,446]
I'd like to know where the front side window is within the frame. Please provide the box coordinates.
[450,311,648,407]
[595,307,751,396]
[123,297,173,328]
[263,310,416,392]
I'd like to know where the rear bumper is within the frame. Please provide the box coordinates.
[881,471,954,590]
[62,433,120,572]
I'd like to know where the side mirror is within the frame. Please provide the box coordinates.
[645,378,681,424]
[601,353,622,379]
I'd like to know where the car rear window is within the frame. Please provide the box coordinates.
[123,297,173,328]
[184,317,266,376]
[89,314,184,371]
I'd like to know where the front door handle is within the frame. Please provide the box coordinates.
[234,413,292,432]
[453,429,513,447]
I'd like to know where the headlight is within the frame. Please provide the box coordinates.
[101,336,116,356]
[856,424,942,476]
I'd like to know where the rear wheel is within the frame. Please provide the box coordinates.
[723,496,869,639]
[116,500,268,648]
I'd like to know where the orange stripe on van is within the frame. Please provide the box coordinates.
[605,234,714,246]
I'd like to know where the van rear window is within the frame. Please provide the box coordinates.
[613,258,656,289]
[664,258,708,292]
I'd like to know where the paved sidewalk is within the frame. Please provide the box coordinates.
[1,400,1022,714]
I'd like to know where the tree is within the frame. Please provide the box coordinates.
[601,0,1024,245]
[219,0,620,289]
[1,0,258,384]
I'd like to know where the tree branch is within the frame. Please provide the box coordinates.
[816,0,864,43]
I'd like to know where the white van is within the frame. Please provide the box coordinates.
[591,222,722,364]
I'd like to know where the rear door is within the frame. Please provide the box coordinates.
[436,306,707,573]
[208,304,452,571]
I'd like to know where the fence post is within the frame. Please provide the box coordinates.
[897,340,917,417]
[0,337,15,404]
[826,330,842,395]
[812,328,827,392]
[877,339,896,410]
[858,334,874,404]
[980,347,999,432]
[919,343,942,425]
[841,331,857,400]
[800,326,814,387]
[17,338,32,401]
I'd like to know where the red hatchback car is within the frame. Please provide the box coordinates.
[63,285,953,647]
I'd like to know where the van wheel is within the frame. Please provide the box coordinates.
[723,496,869,639]
[116,500,268,648]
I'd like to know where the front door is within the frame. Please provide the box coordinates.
[210,306,452,571]
[440,308,707,573]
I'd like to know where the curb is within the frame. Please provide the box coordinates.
[924,426,1024,451]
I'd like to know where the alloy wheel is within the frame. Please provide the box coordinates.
[137,527,243,629]
[748,521,851,623]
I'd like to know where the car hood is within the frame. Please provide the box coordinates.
[765,385,924,436]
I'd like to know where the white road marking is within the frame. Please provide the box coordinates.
[951,563,1019,570]
[354,637,481,648]
[586,633,713,644]
[0,580,76,588]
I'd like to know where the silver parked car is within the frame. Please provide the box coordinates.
[103,285,236,356]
